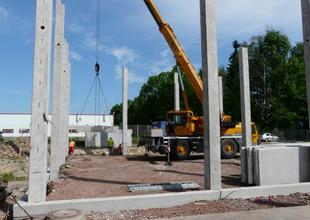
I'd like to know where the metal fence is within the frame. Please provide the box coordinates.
[128,125,153,141]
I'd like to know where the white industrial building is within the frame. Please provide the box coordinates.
[0,113,114,138]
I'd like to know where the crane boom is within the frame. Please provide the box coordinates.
[144,0,203,104]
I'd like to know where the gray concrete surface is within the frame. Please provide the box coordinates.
[254,145,310,185]
[301,0,310,129]
[28,0,53,203]
[218,76,223,113]
[122,67,128,155]
[60,40,69,163]
[200,0,221,190]
[59,40,69,165]
[238,47,252,148]
[14,183,310,218]
[50,0,65,181]
[174,72,180,111]
[165,206,310,220]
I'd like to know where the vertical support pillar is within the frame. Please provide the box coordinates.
[238,47,252,147]
[50,0,65,180]
[174,72,180,111]
[66,62,71,148]
[218,76,223,113]
[60,41,69,163]
[122,67,128,156]
[200,0,221,190]
[301,0,310,128]
[28,0,53,203]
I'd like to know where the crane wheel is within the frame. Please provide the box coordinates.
[171,140,190,160]
[221,139,238,159]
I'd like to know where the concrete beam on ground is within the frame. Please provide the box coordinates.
[122,67,128,155]
[301,0,310,129]
[174,72,180,111]
[28,0,53,203]
[50,0,65,181]
[200,0,221,190]
[14,183,310,218]
[218,76,223,113]
[238,47,252,148]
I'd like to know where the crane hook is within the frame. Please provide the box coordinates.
[95,62,100,76]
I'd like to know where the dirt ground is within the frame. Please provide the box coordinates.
[1,153,310,219]
[48,154,243,200]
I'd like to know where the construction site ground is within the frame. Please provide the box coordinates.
[1,145,310,219]
[47,153,242,200]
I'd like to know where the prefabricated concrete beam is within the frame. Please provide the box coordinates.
[14,183,310,218]
[238,47,252,148]
[50,0,65,181]
[122,67,128,155]
[174,72,180,111]
[28,0,53,203]
[200,0,221,190]
[301,0,310,128]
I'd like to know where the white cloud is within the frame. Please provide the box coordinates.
[115,65,145,84]
[109,47,137,64]
[70,50,82,61]
[154,0,301,40]
[0,6,8,19]
[0,88,29,96]
[68,23,85,34]
[148,49,174,75]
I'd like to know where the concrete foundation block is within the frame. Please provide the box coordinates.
[241,147,247,183]
[254,145,310,186]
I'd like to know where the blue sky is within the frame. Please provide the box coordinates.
[0,0,303,114]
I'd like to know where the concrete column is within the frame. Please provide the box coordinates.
[60,41,69,163]
[200,0,221,190]
[122,67,128,156]
[238,47,252,147]
[50,0,65,180]
[301,0,310,128]
[218,76,223,113]
[174,72,180,111]
[28,0,53,203]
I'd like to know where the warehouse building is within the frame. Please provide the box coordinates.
[0,113,114,138]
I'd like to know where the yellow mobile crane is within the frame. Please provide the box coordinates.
[143,0,260,159]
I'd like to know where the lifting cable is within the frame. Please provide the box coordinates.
[79,0,109,124]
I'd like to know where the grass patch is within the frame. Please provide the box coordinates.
[0,172,27,182]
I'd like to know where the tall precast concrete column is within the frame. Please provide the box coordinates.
[50,0,65,180]
[218,76,223,113]
[238,47,252,147]
[174,72,180,111]
[60,41,69,163]
[301,0,310,128]
[28,0,53,203]
[200,0,221,190]
[122,67,128,156]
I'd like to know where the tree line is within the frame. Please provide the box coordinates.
[111,29,308,131]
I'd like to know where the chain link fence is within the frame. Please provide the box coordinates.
[128,125,153,144]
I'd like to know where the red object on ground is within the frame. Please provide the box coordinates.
[68,141,75,155]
